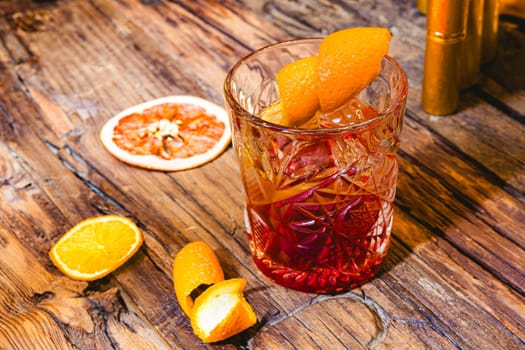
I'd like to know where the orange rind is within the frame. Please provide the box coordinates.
[172,242,257,342]
[271,27,391,126]
[172,241,224,316]
[190,278,257,343]
[275,56,320,127]
[317,27,391,113]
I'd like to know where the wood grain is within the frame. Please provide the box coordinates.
[1,0,524,349]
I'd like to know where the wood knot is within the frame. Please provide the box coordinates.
[11,9,54,32]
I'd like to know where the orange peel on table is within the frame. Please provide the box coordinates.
[172,241,257,343]
[190,278,257,343]
[49,215,143,281]
[268,27,392,127]
[172,241,225,316]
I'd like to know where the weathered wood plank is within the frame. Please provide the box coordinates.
[0,151,174,350]
[1,0,524,349]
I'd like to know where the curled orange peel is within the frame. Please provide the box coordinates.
[172,242,257,343]
[190,278,257,343]
[270,27,392,127]
[172,241,224,316]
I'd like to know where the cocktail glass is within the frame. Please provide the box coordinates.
[224,38,408,293]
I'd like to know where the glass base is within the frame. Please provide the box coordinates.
[244,208,387,294]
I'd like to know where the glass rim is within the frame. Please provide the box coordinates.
[224,38,408,135]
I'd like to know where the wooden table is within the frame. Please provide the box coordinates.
[1,1,524,349]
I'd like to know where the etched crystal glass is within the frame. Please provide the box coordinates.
[224,38,408,293]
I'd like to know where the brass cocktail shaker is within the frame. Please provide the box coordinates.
[421,0,469,115]
[421,0,501,115]
[461,0,484,89]
[417,0,428,14]
[482,0,500,63]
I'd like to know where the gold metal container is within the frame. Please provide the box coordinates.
[482,0,500,63]
[417,0,428,14]
[422,0,469,115]
[461,0,484,88]
[500,0,525,19]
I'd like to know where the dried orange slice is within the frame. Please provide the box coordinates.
[317,27,391,113]
[100,95,231,171]
[173,241,224,316]
[49,215,143,281]
[190,278,257,343]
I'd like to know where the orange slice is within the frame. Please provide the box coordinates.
[100,95,232,171]
[317,27,391,113]
[190,278,257,343]
[49,215,143,281]
[259,102,285,125]
[173,241,224,316]
[274,56,320,127]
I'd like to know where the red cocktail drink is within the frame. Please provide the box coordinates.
[224,38,407,293]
